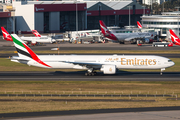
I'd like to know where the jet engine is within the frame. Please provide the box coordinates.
[100,65,116,74]
[51,39,56,44]
[31,41,37,46]
[144,38,150,43]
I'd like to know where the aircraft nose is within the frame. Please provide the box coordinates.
[172,61,175,66]
[169,61,175,67]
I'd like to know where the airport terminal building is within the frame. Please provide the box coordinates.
[141,11,180,38]
[3,0,149,34]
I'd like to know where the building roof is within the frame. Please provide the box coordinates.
[19,0,141,10]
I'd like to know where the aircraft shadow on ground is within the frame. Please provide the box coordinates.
[51,71,176,76]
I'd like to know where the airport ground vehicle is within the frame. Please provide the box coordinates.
[152,42,170,47]
[9,34,174,76]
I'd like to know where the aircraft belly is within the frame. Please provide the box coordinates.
[48,62,74,69]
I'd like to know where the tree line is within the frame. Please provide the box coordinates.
[141,0,180,15]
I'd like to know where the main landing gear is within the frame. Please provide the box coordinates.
[85,72,97,76]
[85,69,97,76]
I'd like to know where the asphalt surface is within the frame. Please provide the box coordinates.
[1,40,180,58]
[1,107,180,120]
[0,71,180,81]
[1,39,180,51]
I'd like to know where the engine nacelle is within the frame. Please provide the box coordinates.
[51,39,56,43]
[100,65,116,74]
[144,38,150,43]
[31,41,37,46]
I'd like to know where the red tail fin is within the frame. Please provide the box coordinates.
[32,30,41,37]
[99,20,117,40]
[169,29,180,45]
[1,27,13,41]
[137,21,142,29]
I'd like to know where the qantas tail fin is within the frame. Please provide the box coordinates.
[32,30,41,37]
[1,27,13,41]
[137,21,142,29]
[169,29,180,44]
[11,34,51,68]
[99,20,117,40]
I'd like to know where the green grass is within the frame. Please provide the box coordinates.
[0,81,180,113]
[0,58,180,72]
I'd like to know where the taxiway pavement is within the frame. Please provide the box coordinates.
[0,71,179,81]
[2,107,180,120]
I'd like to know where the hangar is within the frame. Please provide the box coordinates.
[8,0,149,34]
[0,11,12,33]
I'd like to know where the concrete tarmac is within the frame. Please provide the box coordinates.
[0,71,179,81]
[6,110,180,120]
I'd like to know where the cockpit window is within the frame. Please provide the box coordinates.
[168,60,172,62]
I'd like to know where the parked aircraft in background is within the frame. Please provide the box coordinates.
[99,20,154,44]
[32,30,46,37]
[32,29,66,42]
[9,34,174,76]
[169,29,180,46]
[1,27,56,45]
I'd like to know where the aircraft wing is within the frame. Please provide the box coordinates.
[124,36,137,41]
[63,61,103,68]
[124,35,150,41]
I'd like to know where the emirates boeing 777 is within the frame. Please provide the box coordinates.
[9,34,174,76]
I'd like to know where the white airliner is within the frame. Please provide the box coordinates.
[1,27,56,45]
[99,20,153,44]
[9,34,174,76]
[32,29,66,42]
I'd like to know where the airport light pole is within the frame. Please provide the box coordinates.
[175,7,180,37]
[76,0,78,32]
[128,5,132,26]
[142,6,145,16]
[151,0,152,14]
[162,0,164,12]
[76,0,79,43]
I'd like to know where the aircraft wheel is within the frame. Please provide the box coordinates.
[85,73,88,76]
[91,73,94,76]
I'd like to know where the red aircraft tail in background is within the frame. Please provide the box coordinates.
[137,21,142,29]
[32,30,41,37]
[99,20,117,41]
[169,29,180,46]
[1,27,13,41]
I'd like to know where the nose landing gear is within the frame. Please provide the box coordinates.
[160,68,165,75]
